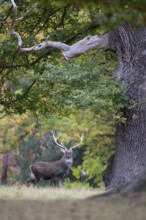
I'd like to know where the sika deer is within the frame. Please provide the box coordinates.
[27,132,83,187]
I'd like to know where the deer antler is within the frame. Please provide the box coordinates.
[53,132,67,150]
[70,133,84,150]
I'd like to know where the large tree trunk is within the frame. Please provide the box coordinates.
[106,25,146,189]
[102,154,115,187]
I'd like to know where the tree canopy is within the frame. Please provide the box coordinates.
[0,0,130,118]
[34,0,146,26]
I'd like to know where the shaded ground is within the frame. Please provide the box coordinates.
[0,187,146,220]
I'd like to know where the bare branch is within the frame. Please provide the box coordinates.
[62,34,109,60]
[10,0,22,48]
[0,114,7,120]
[20,41,70,53]
[0,6,12,25]
[35,7,61,35]
[20,34,109,60]
[16,3,38,22]
[10,1,37,48]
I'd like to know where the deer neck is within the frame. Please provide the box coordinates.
[62,156,73,167]
[65,158,73,166]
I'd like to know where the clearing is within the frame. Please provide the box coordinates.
[0,186,146,220]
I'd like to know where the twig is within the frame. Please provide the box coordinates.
[16,3,38,21]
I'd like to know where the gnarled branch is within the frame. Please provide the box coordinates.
[62,34,109,60]
[10,0,109,60]
[20,34,109,60]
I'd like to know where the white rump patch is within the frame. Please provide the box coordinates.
[30,166,36,180]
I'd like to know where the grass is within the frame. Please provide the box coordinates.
[0,186,146,220]
[0,185,99,200]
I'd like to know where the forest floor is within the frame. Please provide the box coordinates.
[0,186,146,220]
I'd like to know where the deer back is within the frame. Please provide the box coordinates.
[30,153,72,180]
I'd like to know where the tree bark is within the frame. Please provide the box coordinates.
[1,152,10,185]
[102,154,115,187]
[107,25,146,189]
[118,168,146,194]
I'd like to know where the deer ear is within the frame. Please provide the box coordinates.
[60,148,65,153]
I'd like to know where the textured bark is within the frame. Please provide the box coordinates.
[119,168,146,194]
[107,25,146,189]
[1,153,10,185]
[102,154,115,187]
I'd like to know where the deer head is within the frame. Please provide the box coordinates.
[53,132,84,161]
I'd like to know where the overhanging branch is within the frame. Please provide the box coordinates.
[10,0,109,60]
[20,34,109,60]
[62,34,109,60]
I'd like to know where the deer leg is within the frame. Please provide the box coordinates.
[50,177,61,188]
[27,173,40,188]
[51,177,62,188]
[50,180,54,187]
[56,177,62,188]
[26,178,36,187]
[26,178,31,187]
[32,177,40,188]
[50,178,56,188]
